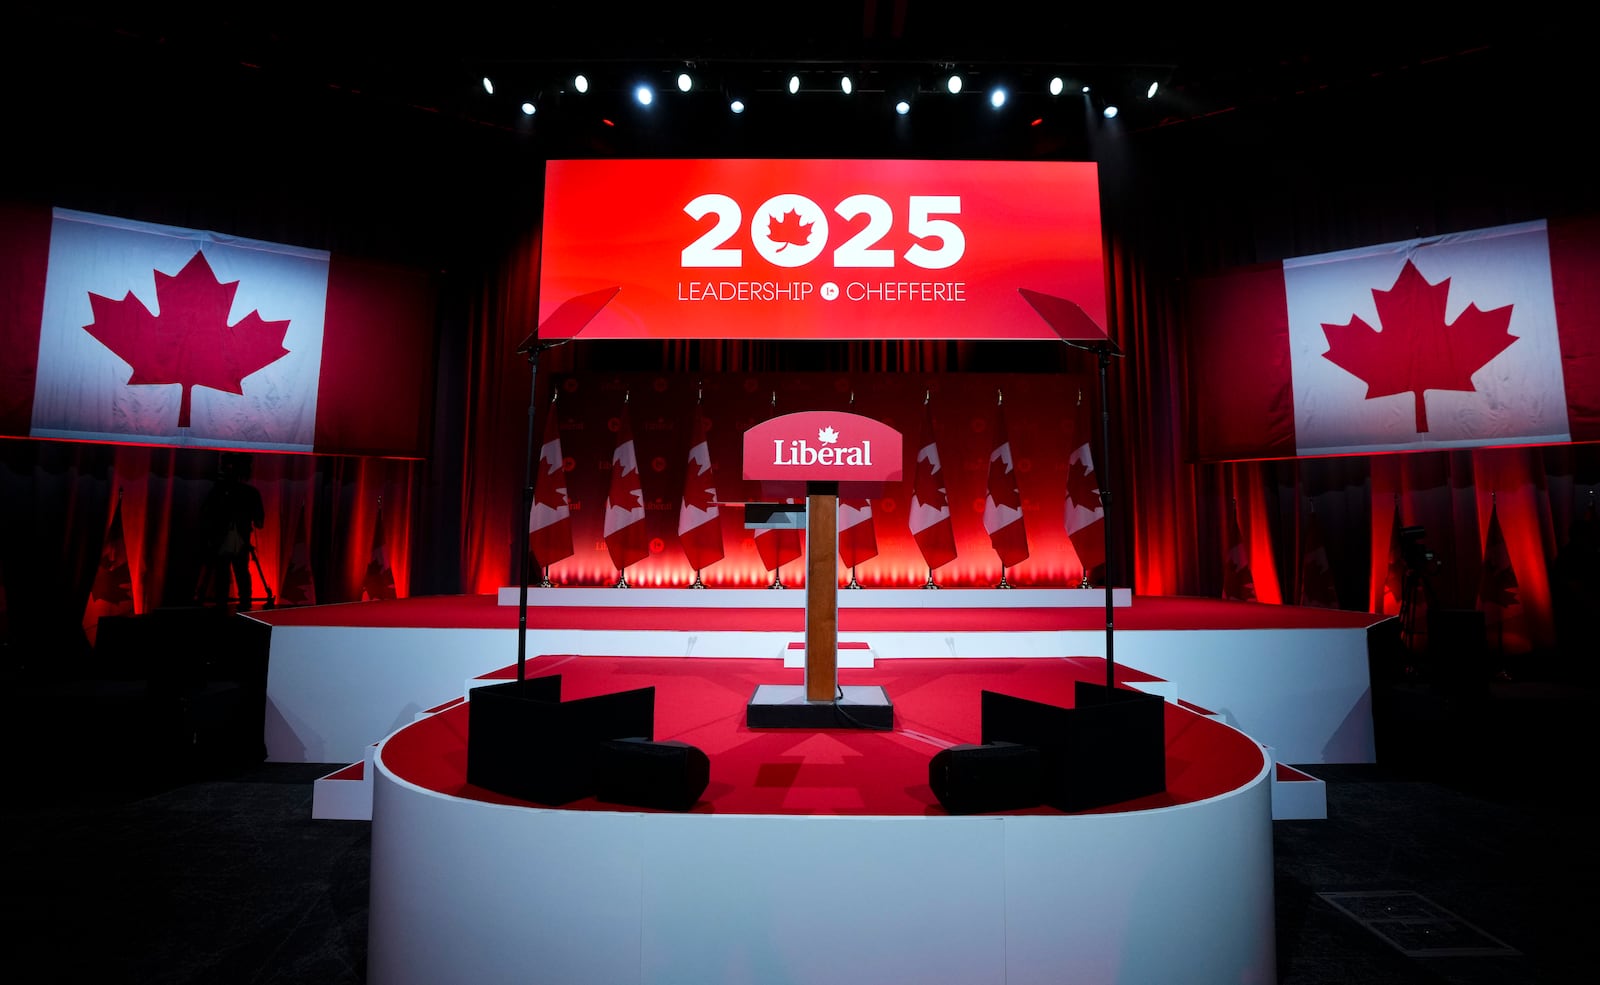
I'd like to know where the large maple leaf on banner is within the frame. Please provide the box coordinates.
[84,250,291,428]
[1320,259,1515,433]
[767,210,813,250]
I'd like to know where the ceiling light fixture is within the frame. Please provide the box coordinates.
[481,77,494,95]
[678,72,693,93]
[989,87,1007,109]
[1146,81,1159,98]
[1103,104,1119,119]
[521,102,535,116]
[895,99,910,115]
[730,98,745,114]
[841,76,853,95]
[635,85,654,106]
[1049,77,1064,96]
[574,74,589,93]
[947,74,962,95]
[789,75,800,95]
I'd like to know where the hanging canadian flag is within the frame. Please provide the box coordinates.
[82,487,134,645]
[909,399,958,573]
[983,395,1029,569]
[1297,504,1340,608]
[677,403,724,574]
[838,496,879,572]
[1189,217,1600,461]
[529,400,574,570]
[279,500,317,606]
[1222,498,1257,601]
[1064,390,1105,580]
[603,398,650,575]
[362,503,397,601]
[1477,500,1520,611]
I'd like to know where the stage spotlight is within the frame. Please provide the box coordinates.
[1082,84,1091,94]
[521,102,535,116]
[1103,104,1119,119]
[841,75,853,95]
[678,72,692,93]
[1049,76,1064,96]
[635,85,654,106]
[989,87,1007,109]
[481,77,494,95]
[574,74,589,93]
[730,98,745,114]
[788,74,800,94]
[947,74,962,94]
[1147,81,1159,98]
[895,99,910,115]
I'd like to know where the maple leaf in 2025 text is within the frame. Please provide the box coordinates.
[767,209,813,250]
[1319,258,1515,433]
[83,250,292,429]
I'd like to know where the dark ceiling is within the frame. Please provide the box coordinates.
[13,6,1571,160]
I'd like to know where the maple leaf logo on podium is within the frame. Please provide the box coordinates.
[83,250,292,429]
[817,425,839,444]
[1320,259,1516,433]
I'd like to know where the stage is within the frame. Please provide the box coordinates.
[249,589,1389,984]
[251,588,1392,768]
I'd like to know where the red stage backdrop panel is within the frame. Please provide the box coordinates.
[536,159,1106,341]
[0,206,437,458]
[538,372,1094,589]
[1188,216,1600,461]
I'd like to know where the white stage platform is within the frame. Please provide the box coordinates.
[253,590,1391,768]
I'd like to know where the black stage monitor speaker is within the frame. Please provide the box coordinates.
[928,741,1043,814]
[466,675,656,806]
[982,682,1166,812]
[595,738,711,812]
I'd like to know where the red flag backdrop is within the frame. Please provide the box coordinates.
[530,372,1094,588]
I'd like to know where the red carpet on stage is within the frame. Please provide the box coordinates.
[378,654,1265,817]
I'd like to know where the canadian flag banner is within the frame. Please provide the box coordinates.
[838,497,879,571]
[909,401,958,573]
[603,400,650,573]
[1190,216,1600,461]
[362,504,397,601]
[1297,506,1340,608]
[677,406,724,573]
[1064,391,1104,578]
[1477,501,1520,611]
[1,205,436,457]
[983,397,1029,568]
[530,403,575,570]
[82,488,134,645]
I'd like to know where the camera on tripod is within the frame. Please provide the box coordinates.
[1399,525,1435,572]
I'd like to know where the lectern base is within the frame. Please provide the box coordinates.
[746,684,894,730]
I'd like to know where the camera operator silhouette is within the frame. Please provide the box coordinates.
[200,452,265,609]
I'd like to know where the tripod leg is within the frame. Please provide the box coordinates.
[249,545,276,608]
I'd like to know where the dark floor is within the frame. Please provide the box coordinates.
[3,642,1596,984]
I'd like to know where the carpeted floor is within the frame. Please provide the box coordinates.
[3,656,1595,984]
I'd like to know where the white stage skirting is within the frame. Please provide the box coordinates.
[257,590,1386,768]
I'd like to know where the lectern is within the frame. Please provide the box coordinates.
[741,411,902,729]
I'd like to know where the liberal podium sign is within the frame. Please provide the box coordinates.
[536,159,1105,341]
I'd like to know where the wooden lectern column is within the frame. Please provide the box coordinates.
[805,485,839,701]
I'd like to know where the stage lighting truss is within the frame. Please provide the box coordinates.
[470,60,1174,133]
